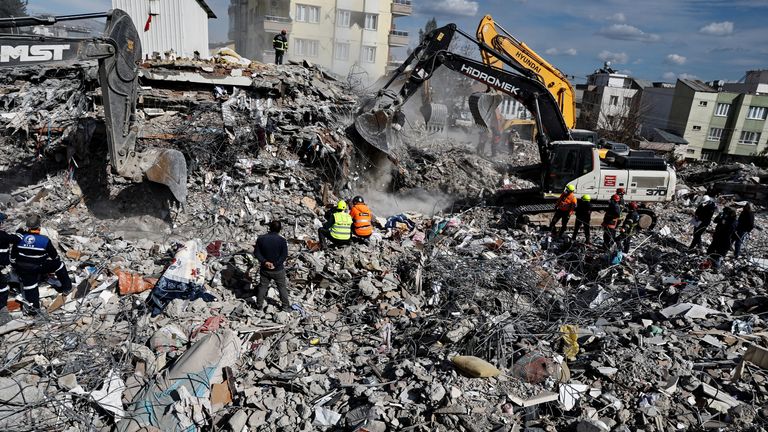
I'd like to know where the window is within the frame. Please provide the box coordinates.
[609,95,618,106]
[361,46,376,63]
[296,4,319,23]
[699,101,708,107]
[364,14,378,30]
[738,131,761,145]
[294,38,319,57]
[692,125,701,131]
[623,97,632,106]
[715,103,730,117]
[707,127,724,141]
[334,42,349,61]
[336,9,350,27]
[746,106,767,120]
[686,149,696,154]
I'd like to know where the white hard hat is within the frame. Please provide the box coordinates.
[702,195,711,202]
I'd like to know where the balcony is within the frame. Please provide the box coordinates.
[388,30,409,47]
[261,15,292,33]
[391,0,412,16]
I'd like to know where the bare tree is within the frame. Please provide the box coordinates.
[596,94,648,146]
[0,0,27,18]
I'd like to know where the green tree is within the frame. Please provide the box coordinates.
[0,0,27,18]
[418,17,437,42]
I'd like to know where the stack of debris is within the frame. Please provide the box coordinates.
[0,59,767,432]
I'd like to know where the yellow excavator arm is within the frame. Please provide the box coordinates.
[476,15,577,129]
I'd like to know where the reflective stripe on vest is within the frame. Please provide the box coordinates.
[330,212,352,240]
[351,204,373,236]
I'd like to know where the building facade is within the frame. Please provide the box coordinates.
[577,63,643,132]
[666,75,768,161]
[228,0,411,85]
[113,0,216,59]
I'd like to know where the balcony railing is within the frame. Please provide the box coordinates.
[262,15,292,33]
[388,30,409,46]
[391,0,412,16]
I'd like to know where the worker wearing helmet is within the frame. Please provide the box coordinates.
[350,196,374,240]
[618,202,641,253]
[318,200,352,249]
[616,188,626,209]
[602,194,623,249]
[572,194,592,244]
[273,29,288,65]
[549,184,577,238]
[689,195,717,250]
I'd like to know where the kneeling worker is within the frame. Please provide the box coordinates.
[350,196,374,241]
[11,215,72,311]
[318,200,352,249]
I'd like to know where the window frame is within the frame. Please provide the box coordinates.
[714,103,730,117]
[364,13,378,31]
[296,4,319,23]
[334,41,349,61]
[336,9,350,27]
[738,130,761,145]
[707,127,723,141]
[746,106,767,120]
[294,38,319,58]
[361,45,376,63]
[609,95,619,106]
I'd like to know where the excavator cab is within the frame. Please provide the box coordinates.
[0,9,188,202]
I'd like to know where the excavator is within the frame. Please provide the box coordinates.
[353,23,676,228]
[0,9,188,202]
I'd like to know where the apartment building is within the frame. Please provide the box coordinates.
[666,74,768,161]
[577,63,645,132]
[228,0,411,85]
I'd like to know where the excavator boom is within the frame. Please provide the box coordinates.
[0,9,188,202]
[476,15,577,129]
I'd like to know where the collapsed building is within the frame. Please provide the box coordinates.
[0,52,767,432]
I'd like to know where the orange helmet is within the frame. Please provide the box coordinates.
[611,194,620,202]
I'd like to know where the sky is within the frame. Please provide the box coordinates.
[27,0,768,84]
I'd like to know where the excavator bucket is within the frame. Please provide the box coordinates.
[469,92,503,128]
[353,107,394,154]
[100,9,188,202]
[421,103,448,132]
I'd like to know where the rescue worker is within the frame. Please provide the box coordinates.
[571,194,592,244]
[11,214,72,312]
[318,200,352,249]
[689,195,717,250]
[733,203,755,259]
[350,196,374,241]
[253,220,291,312]
[707,206,737,268]
[273,29,288,65]
[549,184,577,238]
[616,188,626,209]
[602,194,622,249]
[0,213,13,311]
[618,202,640,254]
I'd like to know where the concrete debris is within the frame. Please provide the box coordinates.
[0,59,766,432]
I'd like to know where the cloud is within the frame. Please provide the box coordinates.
[663,72,699,81]
[607,13,626,22]
[699,21,734,36]
[544,47,578,56]
[414,0,479,17]
[662,72,677,81]
[598,50,629,64]
[598,24,660,42]
[665,54,687,65]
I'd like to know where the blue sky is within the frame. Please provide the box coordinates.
[28,0,767,83]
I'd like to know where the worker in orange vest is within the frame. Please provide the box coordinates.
[549,184,577,237]
[350,196,374,240]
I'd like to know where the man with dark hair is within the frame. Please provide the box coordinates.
[253,220,291,312]
[11,214,72,312]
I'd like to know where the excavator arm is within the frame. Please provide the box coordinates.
[0,9,188,202]
[354,23,570,170]
[476,15,577,129]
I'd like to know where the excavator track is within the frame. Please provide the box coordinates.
[504,202,657,230]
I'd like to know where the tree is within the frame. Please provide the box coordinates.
[596,94,648,145]
[418,17,437,42]
[0,0,27,18]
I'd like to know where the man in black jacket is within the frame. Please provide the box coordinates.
[273,29,288,65]
[618,202,641,254]
[11,214,72,312]
[707,207,737,268]
[690,195,717,250]
[571,194,592,244]
[253,220,291,312]
[733,203,755,258]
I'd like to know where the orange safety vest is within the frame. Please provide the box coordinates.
[350,203,373,237]
[555,192,577,214]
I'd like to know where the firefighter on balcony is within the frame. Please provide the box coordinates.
[273,29,288,65]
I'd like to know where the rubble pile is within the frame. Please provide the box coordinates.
[0,59,767,432]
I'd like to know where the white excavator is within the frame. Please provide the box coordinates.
[0,9,188,202]
[353,22,676,227]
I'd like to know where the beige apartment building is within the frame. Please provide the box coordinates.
[228,0,411,85]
